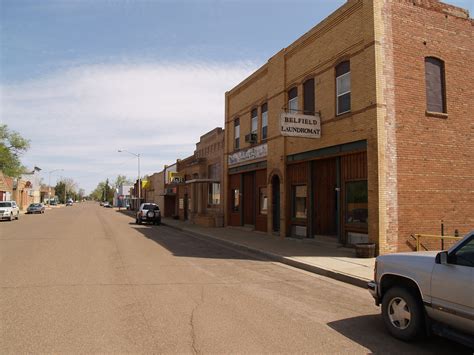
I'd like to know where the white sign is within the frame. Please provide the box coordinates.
[280,112,321,138]
[228,143,267,166]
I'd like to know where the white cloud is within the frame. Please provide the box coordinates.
[0,61,257,192]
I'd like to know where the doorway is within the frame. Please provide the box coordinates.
[272,175,280,232]
[183,193,188,220]
[243,172,255,226]
[312,158,338,237]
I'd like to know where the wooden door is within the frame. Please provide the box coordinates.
[313,158,337,236]
[243,172,255,225]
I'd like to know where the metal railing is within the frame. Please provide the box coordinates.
[414,234,460,251]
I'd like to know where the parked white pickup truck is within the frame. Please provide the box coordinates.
[368,231,473,348]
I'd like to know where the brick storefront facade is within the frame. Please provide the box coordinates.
[223,0,473,254]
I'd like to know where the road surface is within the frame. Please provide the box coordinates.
[0,202,469,353]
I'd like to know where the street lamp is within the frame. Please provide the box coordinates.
[48,169,64,204]
[118,149,141,207]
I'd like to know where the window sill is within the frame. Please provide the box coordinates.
[335,111,351,119]
[426,111,448,119]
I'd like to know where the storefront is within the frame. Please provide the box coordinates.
[286,141,368,244]
[227,144,268,232]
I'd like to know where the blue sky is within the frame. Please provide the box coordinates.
[1,0,472,192]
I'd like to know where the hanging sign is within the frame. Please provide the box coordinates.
[228,143,267,166]
[280,112,321,138]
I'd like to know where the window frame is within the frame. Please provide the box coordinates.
[291,184,307,220]
[345,179,368,229]
[251,108,258,135]
[303,78,315,115]
[231,188,240,212]
[288,87,298,113]
[208,182,221,206]
[259,186,268,215]
[425,57,447,114]
[234,118,240,150]
[336,61,351,116]
[261,103,268,141]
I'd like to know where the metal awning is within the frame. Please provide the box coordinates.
[185,179,220,184]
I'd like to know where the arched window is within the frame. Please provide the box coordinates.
[336,61,351,115]
[425,57,446,113]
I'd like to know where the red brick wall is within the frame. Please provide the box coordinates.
[389,0,473,251]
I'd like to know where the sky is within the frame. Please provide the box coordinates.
[1,0,472,193]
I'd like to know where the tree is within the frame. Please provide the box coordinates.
[54,177,79,203]
[90,182,106,201]
[54,181,66,203]
[0,124,30,177]
[114,174,132,189]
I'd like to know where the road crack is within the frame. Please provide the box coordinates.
[189,286,205,354]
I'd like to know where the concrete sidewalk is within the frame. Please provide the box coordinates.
[161,217,375,288]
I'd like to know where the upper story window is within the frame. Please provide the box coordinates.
[234,118,240,149]
[336,61,351,115]
[261,103,268,140]
[425,57,446,114]
[303,78,315,115]
[251,108,258,134]
[288,87,298,113]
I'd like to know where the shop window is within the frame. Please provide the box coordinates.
[425,57,446,113]
[261,103,268,140]
[234,118,240,149]
[251,108,258,135]
[231,188,240,212]
[288,87,298,113]
[303,78,315,115]
[259,187,268,215]
[336,61,351,115]
[346,180,368,226]
[292,185,307,219]
[208,183,220,205]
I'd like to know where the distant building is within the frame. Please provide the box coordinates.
[114,184,133,208]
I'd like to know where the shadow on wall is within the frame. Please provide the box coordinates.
[327,315,471,354]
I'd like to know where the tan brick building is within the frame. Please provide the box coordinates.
[163,128,225,227]
[223,0,473,254]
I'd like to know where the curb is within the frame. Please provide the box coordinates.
[162,221,369,289]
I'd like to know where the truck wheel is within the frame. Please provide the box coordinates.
[382,286,424,341]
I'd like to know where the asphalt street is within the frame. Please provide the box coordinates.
[0,202,469,353]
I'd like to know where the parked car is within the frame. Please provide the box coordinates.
[26,203,45,214]
[103,202,112,208]
[368,231,474,348]
[136,203,161,225]
[66,199,73,206]
[49,200,58,206]
[0,201,20,221]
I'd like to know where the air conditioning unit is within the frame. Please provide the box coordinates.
[244,133,258,143]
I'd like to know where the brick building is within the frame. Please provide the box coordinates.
[166,128,225,227]
[223,0,473,254]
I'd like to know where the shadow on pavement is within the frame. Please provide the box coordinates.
[327,315,471,354]
[116,208,261,261]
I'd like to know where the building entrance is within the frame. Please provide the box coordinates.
[272,175,280,232]
[312,158,338,237]
[243,172,255,226]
